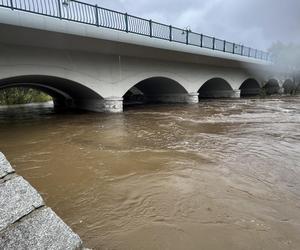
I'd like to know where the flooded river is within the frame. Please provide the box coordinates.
[1,97,300,250]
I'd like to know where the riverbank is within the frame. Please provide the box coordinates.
[0,152,83,249]
[0,100,54,109]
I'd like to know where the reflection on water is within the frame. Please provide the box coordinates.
[1,97,300,250]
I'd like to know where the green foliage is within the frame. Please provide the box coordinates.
[0,87,52,105]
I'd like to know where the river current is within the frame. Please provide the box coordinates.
[0,97,300,250]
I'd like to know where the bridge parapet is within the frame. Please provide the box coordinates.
[0,0,270,62]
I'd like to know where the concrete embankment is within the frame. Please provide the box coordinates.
[0,152,83,249]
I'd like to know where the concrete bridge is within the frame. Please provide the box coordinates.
[0,0,298,112]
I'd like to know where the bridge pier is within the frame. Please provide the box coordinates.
[103,97,123,113]
[186,92,199,104]
[232,90,241,98]
[145,93,199,104]
[199,89,240,98]
[73,97,123,113]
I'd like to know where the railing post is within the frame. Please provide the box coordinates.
[149,19,152,37]
[186,29,189,45]
[10,0,14,10]
[95,4,99,27]
[200,34,203,47]
[254,49,257,58]
[223,40,226,52]
[241,45,244,56]
[212,37,215,50]
[248,48,251,57]
[57,0,62,19]
[125,13,128,32]
[169,25,172,41]
[233,43,235,54]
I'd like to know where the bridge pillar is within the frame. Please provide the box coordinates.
[186,92,199,103]
[232,89,241,98]
[278,87,284,94]
[103,97,123,113]
[199,90,240,98]
[145,93,199,104]
[73,97,123,113]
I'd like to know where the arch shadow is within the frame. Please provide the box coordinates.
[198,78,236,98]
[282,79,295,94]
[263,79,280,95]
[123,77,189,105]
[0,75,103,111]
[239,78,261,97]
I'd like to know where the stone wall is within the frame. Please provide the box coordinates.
[0,152,84,250]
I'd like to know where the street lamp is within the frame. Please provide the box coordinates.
[62,0,71,6]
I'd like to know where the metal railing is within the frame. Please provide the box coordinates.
[0,0,271,61]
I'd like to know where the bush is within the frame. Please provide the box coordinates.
[0,87,52,105]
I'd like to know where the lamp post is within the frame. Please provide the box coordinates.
[62,0,71,6]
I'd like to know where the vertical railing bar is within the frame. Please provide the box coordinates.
[95,4,99,26]
[104,9,108,27]
[50,0,54,16]
[186,29,189,45]
[115,11,119,29]
[85,4,89,23]
[98,8,103,26]
[169,25,172,41]
[113,10,118,29]
[81,2,85,22]
[79,2,84,21]
[68,1,73,20]
[41,0,45,14]
[9,0,13,10]
[125,13,128,32]
[88,4,93,23]
[223,40,226,52]
[149,19,152,37]
[73,2,77,21]
[83,3,87,22]
[110,11,113,28]
[47,0,50,15]
[49,0,53,15]
[200,34,203,47]
[233,43,235,54]
[89,4,93,23]
[57,0,61,18]
[31,0,35,12]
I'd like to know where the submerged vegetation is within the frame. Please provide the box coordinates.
[0,87,52,105]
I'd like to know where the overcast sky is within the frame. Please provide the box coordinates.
[84,0,300,51]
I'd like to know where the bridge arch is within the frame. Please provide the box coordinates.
[239,78,261,97]
[0,75,104,111]
[282,79,295,94]
[198,77,237,98]
[123,76,190,105]
[263,79,280,95]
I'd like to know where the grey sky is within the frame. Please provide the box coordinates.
[85,0,300,50]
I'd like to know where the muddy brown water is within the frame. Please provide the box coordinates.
[0,97,300,250]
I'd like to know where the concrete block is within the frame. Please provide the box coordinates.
[0,152,14,178]
[0,176,44,231]
[0,207,82,250]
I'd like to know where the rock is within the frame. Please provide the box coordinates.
[0,152,14,178]
[0,176,44,231]
[0,207,82,250]
[0,152,83,249]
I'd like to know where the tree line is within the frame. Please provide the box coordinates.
[0,87,52,105]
